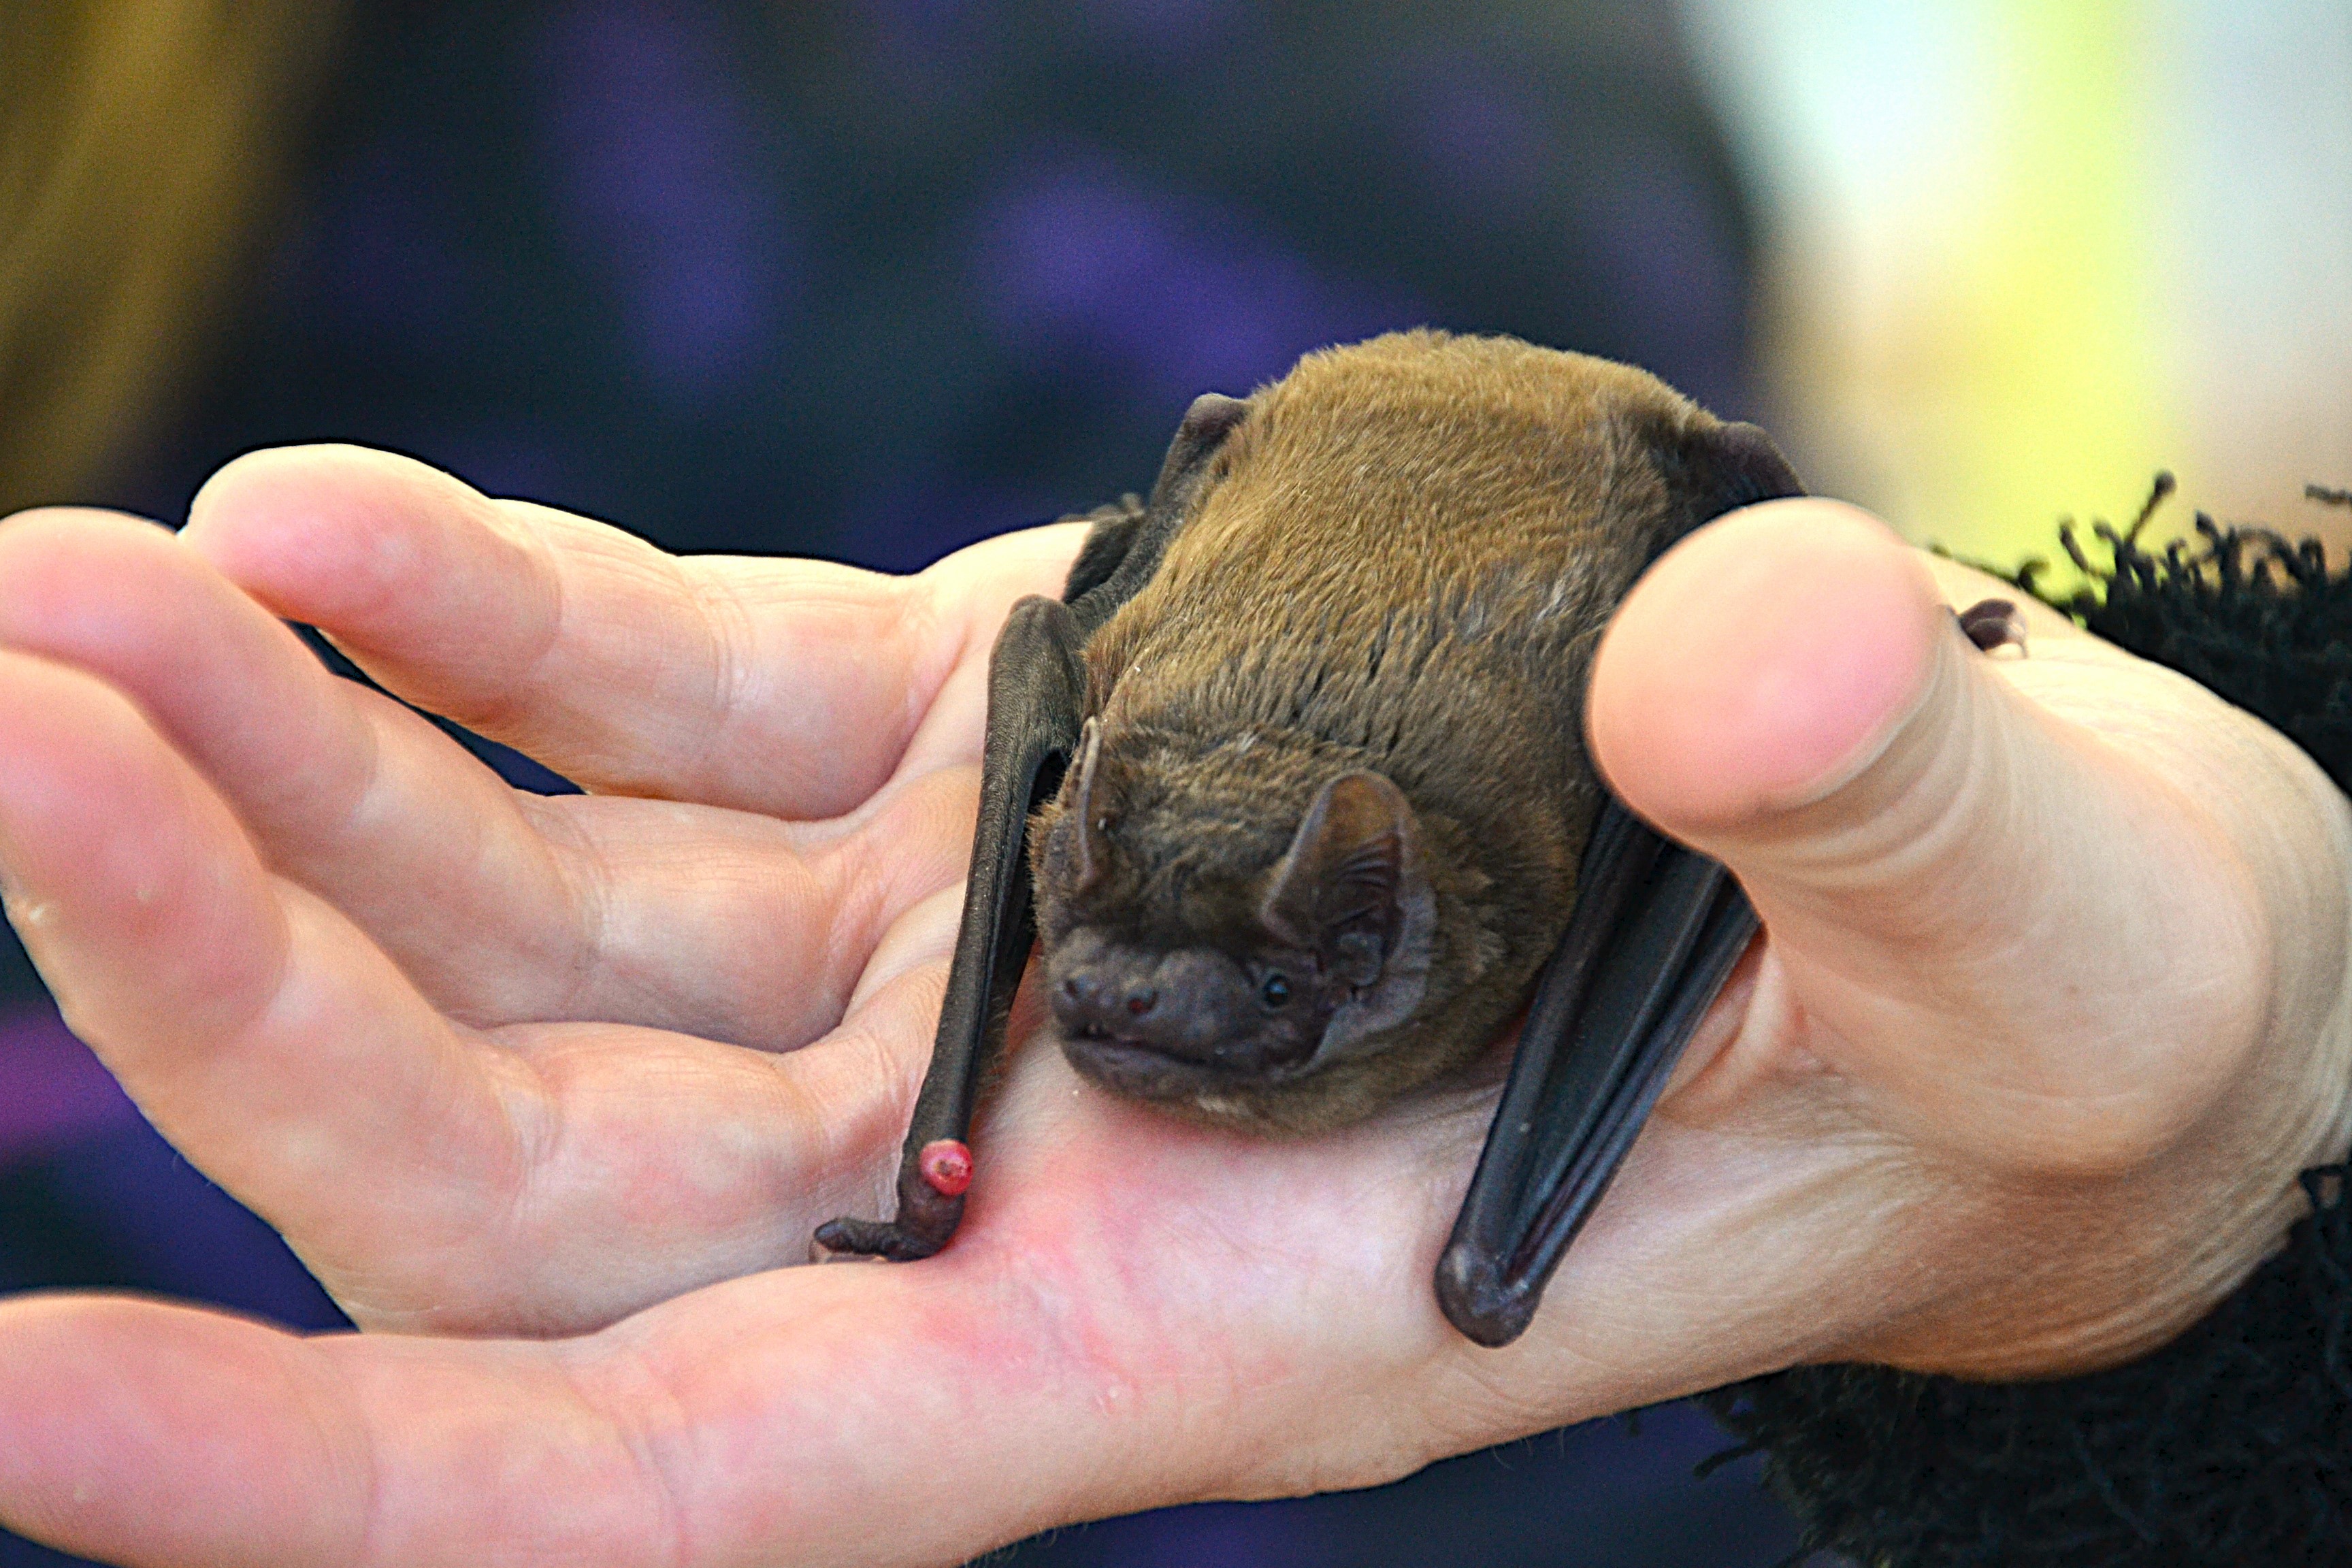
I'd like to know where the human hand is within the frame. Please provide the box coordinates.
[0,444,1081,1336]
[1,484,2346,1566]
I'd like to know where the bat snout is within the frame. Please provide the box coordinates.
[1046,932,1317,1097]
[1054,965,1168,1035]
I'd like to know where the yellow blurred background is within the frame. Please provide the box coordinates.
[1685,0,2352,564]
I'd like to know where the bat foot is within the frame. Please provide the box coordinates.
[813,1169,968,1262]
[1435,1242,1539,1349]
[813,1215,948,1262]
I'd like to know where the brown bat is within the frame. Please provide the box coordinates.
[818,330,1802,1345]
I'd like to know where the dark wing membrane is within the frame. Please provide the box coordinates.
[816,392,1251,1261]
[1436,797,1754,1345]
[1060,495,1145,603]
[814,595,1089,1258]
[1434,419,1797,1344]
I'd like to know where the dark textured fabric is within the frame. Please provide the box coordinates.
[2036,482,2352,794]
[1702,491,2352,1567]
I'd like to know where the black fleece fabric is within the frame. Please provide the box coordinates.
[1700,489,2352,1567]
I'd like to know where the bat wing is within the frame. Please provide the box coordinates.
[1435,417,1803,1347]
[1436,798,1756,1345]
[817,393,1250,1261]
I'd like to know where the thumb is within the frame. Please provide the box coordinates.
[1588,499,2283,1175]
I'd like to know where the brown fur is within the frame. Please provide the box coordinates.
[1031,330,1770,1132]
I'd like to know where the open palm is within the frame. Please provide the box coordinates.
[1,447,2346,1567]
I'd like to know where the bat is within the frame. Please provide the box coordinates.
[816,329,1805,1347]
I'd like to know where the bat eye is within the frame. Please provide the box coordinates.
[1260,972,1292,1009]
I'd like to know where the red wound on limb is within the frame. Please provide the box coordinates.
[918,1139,973,1197]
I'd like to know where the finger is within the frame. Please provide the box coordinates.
[0,1297,374,1566]
[0,1294,655,1568]
[0,1273,1112,1568]
[509,770,975,1047]
[452,894,964,1333]
[0,508,968,1047]
[183,443,1085,819]
[0,643,951,1329]
[1588,499,2341,1176]
[0,649,524,1258]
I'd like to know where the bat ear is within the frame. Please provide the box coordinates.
[1068,718,1109,892]
[1175,391,1251,451]
[1260,771,1426,987]
[1663,416,1804,525]
[1145,391,1251,515]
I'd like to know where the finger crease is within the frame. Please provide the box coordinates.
[684,560,758,785]
[528,799,617,1021]
[475,508,573,740]
[575,1347,693,1568]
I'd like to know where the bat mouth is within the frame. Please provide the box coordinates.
[1056,1028,1314,1101]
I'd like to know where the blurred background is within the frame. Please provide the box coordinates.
[1,2,2345,1564]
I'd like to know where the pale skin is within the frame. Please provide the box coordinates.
[0,444,2347,1567]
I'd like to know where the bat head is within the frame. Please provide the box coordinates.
[1025,332,1803,1133]
[1032,719,1443,1131]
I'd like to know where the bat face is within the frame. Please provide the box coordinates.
[1037,732,1441,1126]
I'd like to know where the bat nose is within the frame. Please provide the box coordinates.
[1055,972,1160,1030]
[1049,942,1311,1079]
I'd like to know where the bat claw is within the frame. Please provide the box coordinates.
[813,1169,968,1262]
[812,1214,951,1263]
[1957,597,2027,655]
